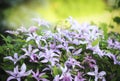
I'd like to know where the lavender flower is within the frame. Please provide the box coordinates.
[65,57,84,69]
[59,65,73,81]
[87,65,106,81]
[39,48,59,66]
[6,63,32,81]
[22,45,39,62]
[83,55,96,68]
[32,18,49,27]
[26,32,47,48]
[32,69,49,81]
[107,38,120,50]
[74,72,86,81]
[28,26,38,33]
[4,53,26,64]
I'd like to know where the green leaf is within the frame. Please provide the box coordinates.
[99,23,108,40]
[113,16,120,24]
[52,66,61,76]
[92,39,99,46]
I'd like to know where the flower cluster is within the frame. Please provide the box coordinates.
[2,17,120,81]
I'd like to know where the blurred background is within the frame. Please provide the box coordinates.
[0,0,120,34]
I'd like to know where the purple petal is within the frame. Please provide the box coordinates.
[87,72,95,76]
[6,71,14,75]
[7,76,15,81]
[20,63,26,74]
[41,59,48,63]
[16,78,21,81]
[99,71,106,77]
[24,70,32,76]
[4,56,14,61]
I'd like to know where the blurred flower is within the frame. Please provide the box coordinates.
[53,75,60,81]
[59,64,73,81]
[5,30,19,35]
[74,72,86,81]
[6,63,32,81]
[4,53,26,64]
[65,57,84,69]
[17,26,27,33]
[26,32,47,48]
[39,48,59,66]
[32,69,49,81]
[87,65,106,81]
[32,18,49,28]
[28,26,38,33]
[87,44,105,57]
[83,55,96,68]
[107,38,120,50]
[22,45,39,62]
[66,16,80,30]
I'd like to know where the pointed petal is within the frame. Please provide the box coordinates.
[32,49,39,54]
[24,70,32,76]
[6,71,14,75]
[28,45,32,53]
[41,59,48,63]
[14,66,19,73]
[7,76,15,81]
[4,56,14,62]
[20,63,26,74]
[17,78,21,81]
[99,71,106,76]
[94,65,98,73]
[87,72,95,76]
[14,53,18,59]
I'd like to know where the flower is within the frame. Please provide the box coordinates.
[5,30,19,35]
[32,69,49,81]
[58,64,73,81]
[87,44,105,57]
[39,48,59,66]
[87,65,106,81]
[107,38,120,50]
[32,18,49,28]
[65,57,84,69]
[6,63,32,81]
[22,45,39,62]
[4,53,26,64]
[74,72,86,81]
[83,55,96,68]
[26,33,47,48]
[28,26,38,33]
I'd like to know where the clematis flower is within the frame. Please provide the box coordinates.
[74,72,86,81]
[6,63,32,81]
[17,26,27,33]
[107,38,120,50]
[87,44,105,57]
[65,57,84,69]
[66,16,80,30]
[32,18,49,28]
[4,53,26,64]
[26,32,47,48]
[28,26,38,33]
[32,69,49,81]
[83,55,96,68]
[39,48,59,66]
[22,45,39,62]
[57,64,73,81]
[87,65,106,81]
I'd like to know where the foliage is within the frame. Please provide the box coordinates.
[0,17,120,81]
